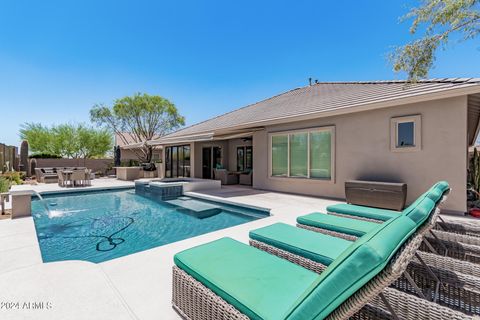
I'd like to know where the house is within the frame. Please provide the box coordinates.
[147,79,480,215]
[115,133,163,163]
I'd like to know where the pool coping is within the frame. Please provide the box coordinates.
[28,184,135,196]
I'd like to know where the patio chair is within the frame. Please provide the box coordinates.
[172,200,473,320]
[248,187,480,315]
[213,168,238,185]
[239,170,252,186]
[36,168,58,183]
[57,171,66,187]
[84,169,92,186]
[71,170,85,187]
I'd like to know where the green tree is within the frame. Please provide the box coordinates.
[19,123,54,155]
[391,0,479,81]
[19,123,112,159]
[77,125,112,160]
[90,93,185,163]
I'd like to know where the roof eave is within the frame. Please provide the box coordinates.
[161,83,480,141]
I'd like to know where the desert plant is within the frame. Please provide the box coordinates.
[20,140,29,176]
[1,172,23,185]
[0,177,10,193]
[469,147,480,193]
[119,160,140,167]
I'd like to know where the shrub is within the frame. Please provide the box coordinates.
[0,177,10,193]
[120,160,140,167]
[29,153,62,159]
[1,172,23,185]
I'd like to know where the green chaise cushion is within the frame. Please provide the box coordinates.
[174,237,321,320]
[326,181,449,223]
[425,181,449,204]
[296,213,379,237]
[249,223,352,266]
[404,182,449,224]
[288,214,419,320]
[293,182,448,245]
[326,203,399,221]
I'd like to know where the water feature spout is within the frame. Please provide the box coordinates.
[31,191,51,215]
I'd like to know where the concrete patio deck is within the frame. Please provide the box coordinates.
[0,182,474,319]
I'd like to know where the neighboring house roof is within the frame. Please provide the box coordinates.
[156,78,480,144]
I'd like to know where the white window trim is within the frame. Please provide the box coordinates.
[268,126,335,182]
[390,115,422,152]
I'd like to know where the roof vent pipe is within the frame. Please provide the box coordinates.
[308,78,312,86]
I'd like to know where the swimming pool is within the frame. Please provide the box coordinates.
[32,189,268,263]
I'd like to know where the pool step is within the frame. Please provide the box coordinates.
[166,198,222,219]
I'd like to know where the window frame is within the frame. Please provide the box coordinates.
[268,126,335,182]
[390,115,422,152]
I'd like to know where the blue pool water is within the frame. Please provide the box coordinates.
[32,189,268,263]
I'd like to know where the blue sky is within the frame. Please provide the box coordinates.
[1,0,479,147]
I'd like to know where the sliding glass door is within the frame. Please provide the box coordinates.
[165,145,191,178]
[237,146,252,172]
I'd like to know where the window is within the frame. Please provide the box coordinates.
[289,133,308,177]
[390,115,421,152]
[271,135,288,176]
[245,146,253,170]
[270,127,334,180]
[237,147,245,171]
[165,145,191,178]
[236,146,253,172]
[310,131,331,179]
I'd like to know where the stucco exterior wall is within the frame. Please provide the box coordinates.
[252,96,468,214]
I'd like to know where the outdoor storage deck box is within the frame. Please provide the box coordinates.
[345,180,407,211]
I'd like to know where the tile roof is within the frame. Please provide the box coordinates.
[163,78,480,139]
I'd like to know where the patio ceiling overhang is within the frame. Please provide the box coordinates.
[147,130,258,146]
[121,142,163,150]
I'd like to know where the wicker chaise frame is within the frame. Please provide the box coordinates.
[172,232,419,320]
[421,235,480,264]
[172,266,249,320]
[298,219,480,266]
[172,212,475,320]
[250,238,480,316]
[323,194,480,264]
[365,287,479,320]
[252,208,480,316]
[435,218,480,238]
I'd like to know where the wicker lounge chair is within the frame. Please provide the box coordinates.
[326,181,478,238]
[250,223,480,316]
[249,184,480,316]
[172,196,473,320]
[298,182,480,262]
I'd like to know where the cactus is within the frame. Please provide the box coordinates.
[470,148,480,193]
[20,140,29,176]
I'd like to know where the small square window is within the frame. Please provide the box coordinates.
[397,121,415,147]
[391,115,421,152]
